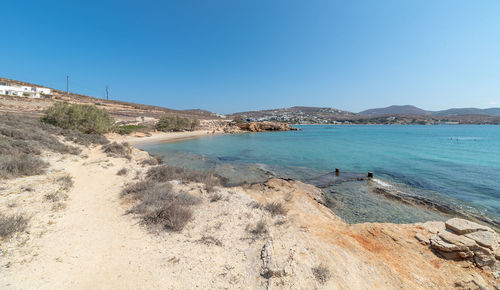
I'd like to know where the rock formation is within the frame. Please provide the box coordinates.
[428,218,500,272]
[236,121,299,132]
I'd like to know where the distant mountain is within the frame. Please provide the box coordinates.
[484,108,500,116]
[359,105,500,117]
[431,108,491,116]
[359,105,430,116]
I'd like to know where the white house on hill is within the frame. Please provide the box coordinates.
[0,82,51,98]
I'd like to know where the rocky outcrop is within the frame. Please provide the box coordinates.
[236,121,299,132]
[429,218,500,271]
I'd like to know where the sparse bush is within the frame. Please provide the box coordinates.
[247,219,268,236]
[57,175,74,190]
[41,102,115,134]
[141,156,163,166]
[312,264,331,284]
[115,124,147,135]
[0,213,29,238]
[55,128,109,146]
[102,142,131,159]
[0,154,48,179]
[121,180,157,198]
[248,201,261,209]
[122,177,201,232]
[198,235,222,246]
[209,193,223,202]
[126,183,199,231]
[155,116,197,132]
[117,168,128,176]
[141,202,193,231]
[190,119,200,130]
[264,202,288,217]
[0,115,81,156]
[45,193,60,202]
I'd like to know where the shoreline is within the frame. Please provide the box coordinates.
[109,129,227,146]
[125,130,499,231]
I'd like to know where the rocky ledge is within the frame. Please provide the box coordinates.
[236,121,299,132]
[421,218,500,272]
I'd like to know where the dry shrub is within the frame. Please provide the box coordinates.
[102,142,132,159]
[209,193,223,202]
[117,168,128,176]
[121,180,157,198]
[0,213,29,238]
[264,202,288,217]
[312,264,331,284]
[141,156,163,166]
[57,175,74,190]
[247,219,268,236]
[198,235,223,246]
[141,202,193,231]
[0,154,48,179]
[124,182,200,232]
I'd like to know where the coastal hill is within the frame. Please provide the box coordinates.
[231,106,356,123]
[359,104,500,117]
[232,105,500,124]
[0,77,220,122]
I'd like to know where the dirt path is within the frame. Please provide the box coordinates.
[2,149,170,289]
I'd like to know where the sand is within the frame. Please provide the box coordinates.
[108,130,226,146]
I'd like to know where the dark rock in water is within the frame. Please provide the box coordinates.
[218,156,240,162]
[306,171,367,188]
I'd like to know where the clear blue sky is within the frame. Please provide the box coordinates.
[2,0,499,113]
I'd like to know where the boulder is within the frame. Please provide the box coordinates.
[429,218,500,272]
[430,232,475,253]
[420,221,446,234]
[465,230,498,250]
[445,218,491,235]
[236,122,299,132]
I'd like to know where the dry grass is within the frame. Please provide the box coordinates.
[312,264,331,284]
[0,213,29,239]
[0,113,108,179]
[122,181,200,232]
[263,202,288,217]
[247,219,268,236]
[102,142,132,159]
[0,154,48,179]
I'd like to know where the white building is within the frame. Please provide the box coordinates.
[0,82,51,98]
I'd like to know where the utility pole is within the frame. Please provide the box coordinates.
[105,85,109,100]
[66,76,69,96]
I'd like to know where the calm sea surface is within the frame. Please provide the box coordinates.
[139,125,500,224]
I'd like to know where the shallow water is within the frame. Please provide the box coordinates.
[139,125,500,224]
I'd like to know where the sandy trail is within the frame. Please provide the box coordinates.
[3,148,169,289]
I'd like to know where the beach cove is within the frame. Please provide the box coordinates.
[139,125,500,227]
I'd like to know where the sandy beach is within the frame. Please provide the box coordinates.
[109,129,226,146]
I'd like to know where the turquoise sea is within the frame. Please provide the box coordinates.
[139,125,500,225]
